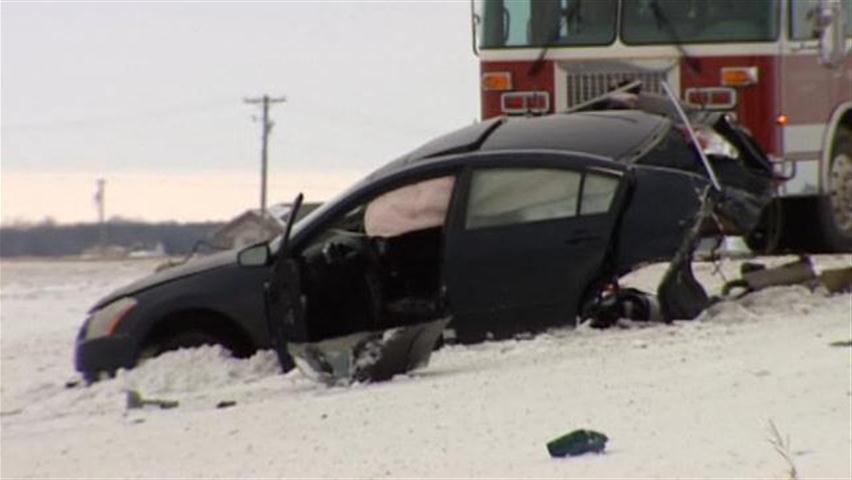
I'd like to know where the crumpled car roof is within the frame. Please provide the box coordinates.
[480,111,667,161]
[369,110,669,182]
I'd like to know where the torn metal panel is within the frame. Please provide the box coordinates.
[722,256,852,297]
[287,317,450,384]
[657,188,715,321]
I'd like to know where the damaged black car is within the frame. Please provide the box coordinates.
[246,94,775,384]
[74,87,775,383]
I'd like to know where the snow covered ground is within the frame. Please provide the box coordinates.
[2,256,851,478]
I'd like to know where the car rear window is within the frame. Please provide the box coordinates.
[580,173,620,215]
[637,127,701,174]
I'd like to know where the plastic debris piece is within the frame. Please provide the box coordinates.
[126,390,144,409]
[288,317,450,385]
[547,429,608,458]
[125,390,179,410]
[0,408,24,417]
[721,257,852,298]
[216,400,237,409]
[722,257,815,297]
[818,267,852,294]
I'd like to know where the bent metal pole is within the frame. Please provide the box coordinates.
[660,80,722,192]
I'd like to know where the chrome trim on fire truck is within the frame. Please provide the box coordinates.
[478,43,785,62]
[780,123,825,196]
[784,151,821,162]
[784,124,825,154]
[554,59,679,110]
[778,159,821,196]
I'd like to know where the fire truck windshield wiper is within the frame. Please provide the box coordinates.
[528,2,581,76]
[649,0,701,75]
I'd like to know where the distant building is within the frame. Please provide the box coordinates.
[80,244,130,260]
[128,242,167,258]
[209,202,320,250]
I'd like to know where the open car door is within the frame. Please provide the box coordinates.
[269,176,457,384]
[264,194,307,371]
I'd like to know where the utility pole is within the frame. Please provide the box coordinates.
[94,178,106,251]
[244,94,286,216]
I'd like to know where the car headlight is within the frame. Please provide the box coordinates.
[85,297,137,339]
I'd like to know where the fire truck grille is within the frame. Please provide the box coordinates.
[565,71,667,106]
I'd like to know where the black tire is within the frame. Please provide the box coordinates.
[744,198,784,254]
[757,196,833,254]
[814,126,852,252]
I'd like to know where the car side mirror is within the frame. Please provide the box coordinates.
[811,0,848,68]
[238,243,270,267]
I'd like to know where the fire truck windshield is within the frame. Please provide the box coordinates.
[478,0,780,49]
[621,0,779,44]
[479,0,617,48]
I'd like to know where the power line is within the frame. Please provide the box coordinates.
[244,94,286,215]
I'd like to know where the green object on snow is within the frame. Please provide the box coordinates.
[547,429,608,457]
[125,390,179,410]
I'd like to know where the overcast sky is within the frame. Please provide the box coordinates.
[1,1,480,224]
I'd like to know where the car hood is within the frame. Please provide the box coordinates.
[91,249,240,310]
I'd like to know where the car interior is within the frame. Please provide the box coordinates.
[295,176,455,342]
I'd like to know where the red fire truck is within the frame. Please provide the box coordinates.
[472,0,851,252]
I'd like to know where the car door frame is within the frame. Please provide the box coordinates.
[273,157,469,345]
[441,149,632,340]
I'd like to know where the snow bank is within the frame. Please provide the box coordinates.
[2,257,850,478]
[122,346,281,394]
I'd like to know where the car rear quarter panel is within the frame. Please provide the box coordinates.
[614,166,709,273]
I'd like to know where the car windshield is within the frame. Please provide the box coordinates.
[479,0,617,48]
[621,0,779,44]
[269,175,375,254]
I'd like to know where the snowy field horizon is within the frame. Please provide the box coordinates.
[1,256,850,478]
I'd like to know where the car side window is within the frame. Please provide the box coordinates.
[580,173,620,215]
[465,168,582,229]
[365,176,455,238]
[301,174,457,253]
